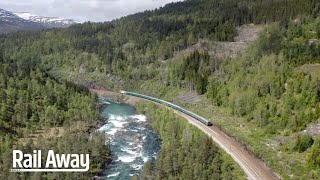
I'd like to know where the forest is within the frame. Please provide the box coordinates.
[155,18,320,178]
[0,0,318,82]
[0,0,319,179]
[0,52,111,179]
[143,17,320,178]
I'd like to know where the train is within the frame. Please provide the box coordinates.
[120,91,213,126]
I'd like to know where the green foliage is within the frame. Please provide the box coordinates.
[283,17,320,64]
[293,134,314,152]
[0,60,99,135]
[204,20,320,133]
[308,139,320,168]
[167,51,211,94]
[257,23,285,55]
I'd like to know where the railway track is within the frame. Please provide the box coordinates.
[177,111,279,180]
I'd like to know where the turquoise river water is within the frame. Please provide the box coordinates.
[98,98,161,179]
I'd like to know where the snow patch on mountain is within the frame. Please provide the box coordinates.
[14,12,79,28]
[0,8,44,34]
[0,8,26,22]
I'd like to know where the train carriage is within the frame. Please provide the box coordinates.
[120,91,213,126]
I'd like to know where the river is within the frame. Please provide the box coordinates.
[98,98,161,179]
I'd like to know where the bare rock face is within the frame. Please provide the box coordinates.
[234,24,264,42]
[213,24,264,59]
[168,24,265,61]
[304,121,320,137]
[79,64,87,74]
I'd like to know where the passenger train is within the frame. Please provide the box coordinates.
[120,91,213,126]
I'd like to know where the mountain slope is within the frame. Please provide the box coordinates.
[0,8,44,34]
[14,12,78,28]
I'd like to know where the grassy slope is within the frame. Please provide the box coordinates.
[297,64,320,79]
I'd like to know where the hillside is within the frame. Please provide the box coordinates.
[0,0,320,179]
